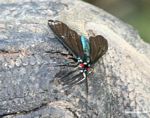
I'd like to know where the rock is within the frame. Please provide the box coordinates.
[0,0,150,118]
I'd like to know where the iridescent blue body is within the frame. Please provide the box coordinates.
[80,35,90,64]
[77,35,91,85]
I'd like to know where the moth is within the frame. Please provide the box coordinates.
[48,20,108,96]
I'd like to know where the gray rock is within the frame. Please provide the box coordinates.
[0,0,150,118]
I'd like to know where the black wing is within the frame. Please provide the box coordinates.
[55,68,85,88]
[89,35,108,65]
[48,20,84,59]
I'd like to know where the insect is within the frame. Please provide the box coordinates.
[48,20,108,96]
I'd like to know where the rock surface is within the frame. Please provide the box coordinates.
[0,0,150,118]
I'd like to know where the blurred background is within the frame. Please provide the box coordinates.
[83,0,150,43]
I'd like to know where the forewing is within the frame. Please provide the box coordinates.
[89,35,108,64]
[48,20,84,58]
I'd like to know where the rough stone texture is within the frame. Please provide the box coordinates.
[0,0,150,118]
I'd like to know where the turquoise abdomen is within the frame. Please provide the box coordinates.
[80,35,90,62]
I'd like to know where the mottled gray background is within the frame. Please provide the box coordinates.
[0,0,150,118]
